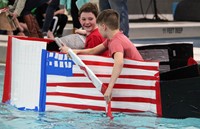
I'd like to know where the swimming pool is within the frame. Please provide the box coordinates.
[0,66,200,129]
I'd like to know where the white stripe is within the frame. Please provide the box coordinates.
[124,59,159,67]
[46,96,157,113]
[112,101,157,113]
[47,75,91,83]
[47,87,156,99]
[45,105,105,113]
[47,76,157,86]
[100,77,157,87]
[112,89,156,99]
[79,55,159,67]
[74,64,159,77]
[46,96,106,107]
[87,65,158,76]
[47,74,157,87]
[47,86,103,96]
[46,105,83,111]
[73,65,84,73]
[45,103,156,113]
[47,70,157,86]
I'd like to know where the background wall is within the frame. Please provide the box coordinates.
[90,0,182,21]
[90,0,182,14]
[127,0,181,14]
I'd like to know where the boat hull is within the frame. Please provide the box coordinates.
[2,36,200,118]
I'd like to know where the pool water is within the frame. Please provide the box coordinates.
[1,66,200,129]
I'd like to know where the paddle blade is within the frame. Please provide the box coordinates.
[101,84,107,94]
[107,102,114,120]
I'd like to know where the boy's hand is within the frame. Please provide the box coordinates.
[104,87,112,104]
[59,44,69,54]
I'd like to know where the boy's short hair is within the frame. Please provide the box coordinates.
[96,9,120,30]
[78,2,99,18]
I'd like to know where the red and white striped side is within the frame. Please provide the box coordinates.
[46,55,161,116]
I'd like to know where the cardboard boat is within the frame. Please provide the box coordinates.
[2,36,200,118]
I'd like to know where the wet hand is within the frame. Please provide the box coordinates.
[104,88,112,104]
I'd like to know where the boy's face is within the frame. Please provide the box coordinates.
[79,12,97,33]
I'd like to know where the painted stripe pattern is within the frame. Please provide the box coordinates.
[45,54,161,116]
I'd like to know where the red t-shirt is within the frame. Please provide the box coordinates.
[85,28,104,48]
[103,31,143,60]
[85,28,108,56]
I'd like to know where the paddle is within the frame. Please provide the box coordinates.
[54,38,113,119]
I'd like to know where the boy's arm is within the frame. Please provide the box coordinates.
[104,52,124,103]
[61,43,106,55]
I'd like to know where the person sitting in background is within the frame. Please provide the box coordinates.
[0,0,25,36]
[35,1,68,37]
[8,0,62,38]
[60,9,143,104]
[8,0,43,38]
[0,7,15,35]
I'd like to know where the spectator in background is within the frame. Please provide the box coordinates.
[35,1,68,37]
[71,0,81,33]
[99,0,129,37]
[0,0,24,35]
[0,5,16,35]
[41,0,60,37]
[60,0,88,33]
[8,0,60,38]
[9,0,46,38]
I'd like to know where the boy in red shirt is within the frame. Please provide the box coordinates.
[50,2,108,56]
[60,9,143,104]
[76,2,105,49]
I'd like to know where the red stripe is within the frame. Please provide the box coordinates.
[73,73,159,80]
[46,102,105,111]
[46,92,157,103]
[15,36,53,43]
[82,60,158,71]
[47,92,104,100]
[47,83,156,90]
[112,97,157,103]
[47,82,95,88]
[155,80,162,117]
[2,36,12,103]
[114,84,156,90]
[46,103,149,113]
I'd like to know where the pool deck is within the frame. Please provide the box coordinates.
[1,21,200,64]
